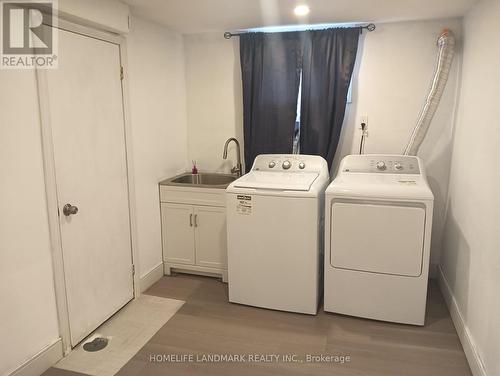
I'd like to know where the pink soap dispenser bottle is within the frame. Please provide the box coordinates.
[191,160,198,175]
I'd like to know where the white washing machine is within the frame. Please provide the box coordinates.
[226,154,329,315]
[324,154,434,325]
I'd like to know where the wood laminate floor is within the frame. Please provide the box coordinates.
[43,274,471,376]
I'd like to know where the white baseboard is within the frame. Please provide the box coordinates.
[164,262,228,282]
[9,338,62,376]
[437,266,487,376]
[139,262,164,293]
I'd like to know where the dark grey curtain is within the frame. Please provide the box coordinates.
[299,28,361,168]
[240,32,303,172]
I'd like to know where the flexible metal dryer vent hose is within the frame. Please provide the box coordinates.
[403,29,456,155]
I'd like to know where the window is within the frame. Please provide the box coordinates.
[292,71,352,154]
[293,70,302,154]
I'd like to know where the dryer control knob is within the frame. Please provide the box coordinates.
[299,162,306,169]
[269,161,276,168]
[282,160,291,170]
[376,161,386,170]
[394,162,403,170]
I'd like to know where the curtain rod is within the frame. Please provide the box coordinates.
[224,23,376,39]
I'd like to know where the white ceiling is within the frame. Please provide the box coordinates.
[122,0,478,34]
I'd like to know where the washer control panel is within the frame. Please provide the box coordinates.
[342,155,421,174]
[252,154,327,173]
[376,161,387,170]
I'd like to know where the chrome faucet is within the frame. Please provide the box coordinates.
[223,137,242,176]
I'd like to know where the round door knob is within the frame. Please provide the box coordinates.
[63,203,79,216]
[298,162,306,169]
[376,161,386,170]
[268,161,276,168]
[282,160,291,170]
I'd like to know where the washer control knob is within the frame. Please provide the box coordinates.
[282,160,291,170]
[394,162,403,170]
[298,162,306,169]
[376,161,386,170]
[268,161,276,168]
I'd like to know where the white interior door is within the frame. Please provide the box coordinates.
[46,28,134,346]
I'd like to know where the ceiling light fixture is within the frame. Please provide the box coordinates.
[294,5,310,16]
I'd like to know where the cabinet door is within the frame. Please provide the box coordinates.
[194,206,227,269]
[161,203,195,265]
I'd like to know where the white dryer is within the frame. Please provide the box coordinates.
[324,154,434,325]
[226,154,329,315]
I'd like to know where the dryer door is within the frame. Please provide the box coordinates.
[330,201,425,277]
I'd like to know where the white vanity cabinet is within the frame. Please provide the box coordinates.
[159,182,228,282]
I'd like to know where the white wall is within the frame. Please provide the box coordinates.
[127,16,188,278]
[59,0,130,33]
[441,0,500,375]
[184,33,243,173]
[184,20,461,268]
[0,71,60,376]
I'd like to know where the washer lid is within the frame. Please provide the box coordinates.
[233,171,319,191]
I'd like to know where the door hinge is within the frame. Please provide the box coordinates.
[132,264,135,276]
[120,66,124,80]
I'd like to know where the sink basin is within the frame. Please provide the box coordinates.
[160,172,238,188]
